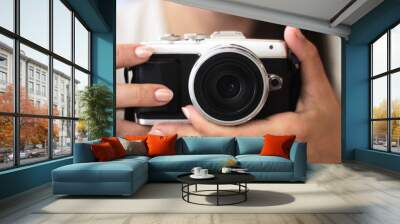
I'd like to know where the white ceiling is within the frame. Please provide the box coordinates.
[229,0,353,22]
[169,0,384,38]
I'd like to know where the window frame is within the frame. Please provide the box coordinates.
[370,20,400,154]
[0,0,92,171]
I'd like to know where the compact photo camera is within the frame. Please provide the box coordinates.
[124,31,300,126]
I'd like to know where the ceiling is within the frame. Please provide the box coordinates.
[169,0,384,38]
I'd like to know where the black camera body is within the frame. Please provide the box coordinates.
[125,31,300,126]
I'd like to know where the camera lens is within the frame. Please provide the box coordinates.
[189,47,268,125]
[216,74,240,98]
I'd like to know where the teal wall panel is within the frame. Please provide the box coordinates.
[343,0,400,172]
[0,158,72,199]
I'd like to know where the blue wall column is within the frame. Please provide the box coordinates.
[343,0,400,171]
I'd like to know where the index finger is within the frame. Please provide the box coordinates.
[116,44,153,69]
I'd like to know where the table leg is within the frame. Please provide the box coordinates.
[217,184,219,206]
[245,183,247,201]
[195,184,197,192]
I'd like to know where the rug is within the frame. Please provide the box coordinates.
[38,183,362,214]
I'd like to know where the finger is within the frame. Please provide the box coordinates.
[284,27,330,93]
[234,112,308,141]
[149,123,201,137]
[116,119,150,136]
[181,105,237,136]
[116,44,153,69]
[116,83,173,108]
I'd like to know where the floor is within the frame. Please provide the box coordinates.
[0,162,400,224]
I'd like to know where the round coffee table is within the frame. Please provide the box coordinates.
[177,173,255,206]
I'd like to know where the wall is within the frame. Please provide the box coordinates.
[343,0,400,170]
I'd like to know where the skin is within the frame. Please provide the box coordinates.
[116,4,341,163]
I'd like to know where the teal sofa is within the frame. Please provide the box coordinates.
[52,137,307,196]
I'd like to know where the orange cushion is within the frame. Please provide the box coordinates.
[146,134,177,157]
[259,134,296,159]
[124,135,147,141]
[91,142,117,161]
[101,137,126,158]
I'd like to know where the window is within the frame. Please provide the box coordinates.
[28,67,34,80]
[0,0,91,170]
[28,81,33,94]
[371,23,400,154]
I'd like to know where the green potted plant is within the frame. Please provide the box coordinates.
[79,84,113,140]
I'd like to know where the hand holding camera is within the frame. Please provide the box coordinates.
[116,27,340,163]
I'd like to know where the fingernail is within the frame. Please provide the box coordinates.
[154,89,173,102]
[149,129,164,136]
[294,28,305,40]
[182,106,191,119]
[135,46,153,58]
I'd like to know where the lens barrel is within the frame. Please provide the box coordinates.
[188,45,270,125]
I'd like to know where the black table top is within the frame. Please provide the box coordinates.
[177,172,255,185]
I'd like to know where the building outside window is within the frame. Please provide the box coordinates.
[0,0,91,170]
[370,23,400,153]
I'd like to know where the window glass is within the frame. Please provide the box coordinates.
[75,120,88,143]
[20,44,49,115]
[391,24,400,70]
[74,18,89,70]
[372,33,387,76]
[53,0,72,60]
[53,119,72,157]
[19,117,49,165]
[391,72,400,118]
[0,34,14,113]
[372,121,388,151]
[0,0,14,31]
[391,120,400,153]
[0,116,13,170]
[53,59,72,117]
[74,69,89,118]
[20,0,49,49]
[372,76,387,119]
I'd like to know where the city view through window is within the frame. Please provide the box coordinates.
[0,0,91,170]
[371,23,400,153]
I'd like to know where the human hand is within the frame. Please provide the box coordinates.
[116,44,174,136]
[149,27,341,162]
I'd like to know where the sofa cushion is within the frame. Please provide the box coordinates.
[177,137,236,155]
[147,134,177,157]
[91,142,118,161]
[53,157,148,183]
[149,154,235,172]
[101,137,127,158]
[236,155,293,172]
[259,134,296,159]
[235,137,263,155]
[73,140,100,163]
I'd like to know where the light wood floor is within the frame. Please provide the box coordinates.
[1,162,400,224]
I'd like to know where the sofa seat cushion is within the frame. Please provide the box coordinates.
[53,159,147,183]
[236,155,293,172]
[177,137,236,155]
[149,154,235,172]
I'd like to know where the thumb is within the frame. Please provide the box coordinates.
[181,105,232,136]
[284,27,329,93]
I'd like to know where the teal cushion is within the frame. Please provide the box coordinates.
[149,154,235,172]
[73,139,101,163]
[177,137,236,155]
[236,155,293,172]
[235,137,263,155]
[53,159,147,183]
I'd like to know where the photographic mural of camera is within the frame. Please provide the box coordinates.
[124,31,301,126]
